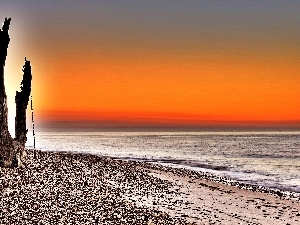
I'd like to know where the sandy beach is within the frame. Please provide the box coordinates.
[0,150,299,225]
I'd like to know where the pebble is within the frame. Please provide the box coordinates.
[0,150,195,225]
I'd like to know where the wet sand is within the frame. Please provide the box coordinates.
[144,167,300,224]
[0,150,299,224]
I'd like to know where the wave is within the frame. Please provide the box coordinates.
[109,155,300,194]
[110,156,230,171]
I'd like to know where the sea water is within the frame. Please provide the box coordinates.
[26,131,300,193]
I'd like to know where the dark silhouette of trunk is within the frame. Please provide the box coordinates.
[0,18,10,134]
[0,18,32,167]
[15,60,32,144]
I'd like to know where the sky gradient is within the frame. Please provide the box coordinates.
[1,1,300,132]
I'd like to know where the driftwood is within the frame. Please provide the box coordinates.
[0,18,32,167]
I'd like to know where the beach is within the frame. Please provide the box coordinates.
[0,150,299,225]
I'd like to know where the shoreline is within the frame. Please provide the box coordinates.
[43,149,300,199]
[144,162,300,201]
[34,150,300,197]
[110,157,300,199]
[1,149,299,224]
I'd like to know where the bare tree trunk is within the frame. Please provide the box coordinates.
[0,18,32,167]
[0,18,10,135]
[15,60,32,145]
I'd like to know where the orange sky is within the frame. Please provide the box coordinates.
[1,1,300,131]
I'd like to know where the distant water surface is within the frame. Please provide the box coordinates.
[26,132,300,193]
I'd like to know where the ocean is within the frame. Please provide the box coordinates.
[26,131,300,194]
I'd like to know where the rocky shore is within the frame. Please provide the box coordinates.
[0,149,299,224]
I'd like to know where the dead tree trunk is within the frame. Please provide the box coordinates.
[15,60,32,145]
[0,18,32,167]
[0,18,10,136]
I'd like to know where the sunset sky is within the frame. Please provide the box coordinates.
[1,1,300,132]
